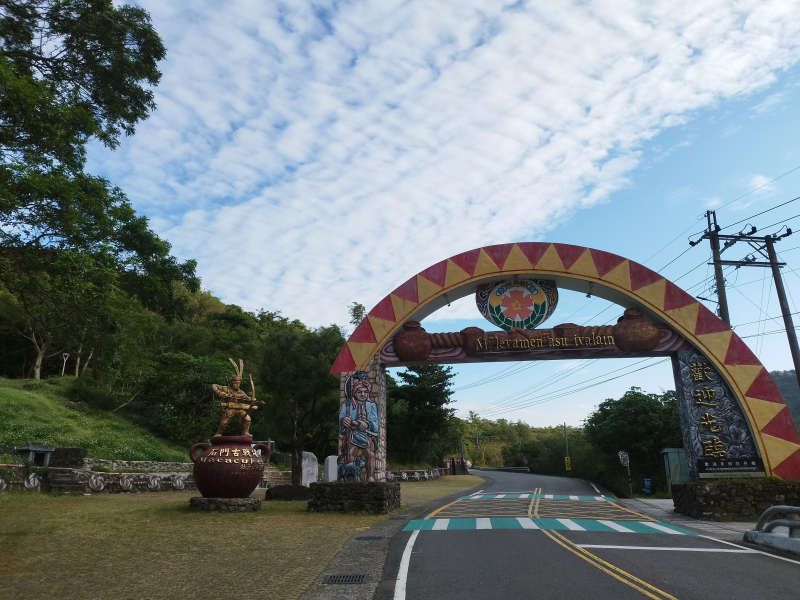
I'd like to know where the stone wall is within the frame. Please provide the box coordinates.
[83,458,193,472]
[307,481,400,513]
[50,448,88,468]
[673,480,800,521]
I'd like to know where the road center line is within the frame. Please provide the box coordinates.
[577,545,757,553]
[393,530,419,600]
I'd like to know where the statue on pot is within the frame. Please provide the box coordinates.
[338,371,379,481]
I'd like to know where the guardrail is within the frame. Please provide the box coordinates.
[753,505,800,536]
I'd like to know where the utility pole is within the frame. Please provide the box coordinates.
[706,211,731,325]
[765,236,800,392]
[691,219,800,392]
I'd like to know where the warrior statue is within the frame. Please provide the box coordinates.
[212,358,263,437]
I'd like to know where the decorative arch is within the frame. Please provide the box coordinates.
[332,243,800,480]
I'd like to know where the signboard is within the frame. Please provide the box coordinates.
[672,349,765,480]
[618,451,629,467]
[565,456,572,471]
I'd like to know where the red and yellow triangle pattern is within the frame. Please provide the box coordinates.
[331,243,800,480]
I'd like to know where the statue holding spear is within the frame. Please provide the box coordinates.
[211,358,265,437]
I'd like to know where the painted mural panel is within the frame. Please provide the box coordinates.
[337,357,386,482]
[672,349,765,480]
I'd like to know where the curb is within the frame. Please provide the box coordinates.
[743,530,800,556]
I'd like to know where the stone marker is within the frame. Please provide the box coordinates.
[322,455,339,482]
[302,451,318,485]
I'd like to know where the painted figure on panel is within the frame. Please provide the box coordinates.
[212,358,263,437]
[339,371,378,481]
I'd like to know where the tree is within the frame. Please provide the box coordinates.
[0,1,199,377]
[260,324,344,484]
[584,387,682,490]
[387,365,457,465]
[348,302,365,329]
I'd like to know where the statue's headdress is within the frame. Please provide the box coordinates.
[349,371,372,408]
[228,358,244,382]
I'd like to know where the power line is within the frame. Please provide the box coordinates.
[718,195,800,232]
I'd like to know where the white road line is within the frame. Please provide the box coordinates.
[598,520,635,533]
[569,495,579,500]
[517,517,539,529]
[590,483,603,495]
[594,496,605,501]
[470,489,484,496]
[476,518,492,530]
[471,495,484,499]
[577,545,757,553]
[545,494,554,499]
[495,494,506,499]
[699,535,800,565]
[394,530,419,600]
[432,519,449,531]
[519,494,530,499]
[640,522,683,535]
[557,518,585,531]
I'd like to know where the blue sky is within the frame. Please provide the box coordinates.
[89,1,800,426]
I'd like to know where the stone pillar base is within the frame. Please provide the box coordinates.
[189,497,262,512]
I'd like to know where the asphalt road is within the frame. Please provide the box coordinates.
[379,472,800,600]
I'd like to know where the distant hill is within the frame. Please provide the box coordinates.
[769,370,800,434]
[0,377,188,461]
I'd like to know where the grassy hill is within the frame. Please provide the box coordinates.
[0,377,189,462]
[770,370,800,434]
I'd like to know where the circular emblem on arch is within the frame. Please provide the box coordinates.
[476,279,558,331]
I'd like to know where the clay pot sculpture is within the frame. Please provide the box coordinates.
[613,308,661,352]
[393,321,432,361]
[190,436,270,498]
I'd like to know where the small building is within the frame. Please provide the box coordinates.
[15,441,56,467]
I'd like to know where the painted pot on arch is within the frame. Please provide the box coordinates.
[190,436,270,498]
[613,308,661,352]
[393,321,432,361]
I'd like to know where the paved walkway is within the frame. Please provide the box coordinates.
[619,497,760,540]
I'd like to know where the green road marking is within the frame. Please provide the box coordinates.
[402,518,698,535]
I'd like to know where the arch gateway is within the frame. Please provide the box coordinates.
[330,243,800,483]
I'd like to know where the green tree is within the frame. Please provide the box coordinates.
[0,1,199,377]
[387,365,457,465]
[260,324,344,484]
[584,387,682,491]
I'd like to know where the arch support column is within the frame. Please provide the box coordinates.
[338,355,387,482]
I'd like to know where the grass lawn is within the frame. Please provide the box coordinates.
[400,474,485,506]
[0,475,483,600]
[0,377,188,462]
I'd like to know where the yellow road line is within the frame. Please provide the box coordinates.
[542,530,676,600]
[426,498,463,519]
[533,487,542,517]
[610,502,656,521]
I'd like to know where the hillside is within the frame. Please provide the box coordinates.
[770,370,800,433]
[0,378,189,462]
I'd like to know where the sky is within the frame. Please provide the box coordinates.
[89,0,800,427]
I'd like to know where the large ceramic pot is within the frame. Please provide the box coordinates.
[189,436,270,498]
[393,321,432,361]
[613,308,661,352]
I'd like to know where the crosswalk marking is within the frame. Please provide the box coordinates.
[495,494,506,499]
[457,494,618,502]
[517,517,539,529]
[557,518,585,531]
[640,521,684,535]
[402,518,698,534]
[432,519,449,531]
[598,520,634,533]
[545,494,554,499]
[519,494,529,499]
[569,495,579,500]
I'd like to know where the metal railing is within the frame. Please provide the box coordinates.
[753,505,800,538]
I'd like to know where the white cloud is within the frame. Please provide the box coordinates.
[88,0,800,326]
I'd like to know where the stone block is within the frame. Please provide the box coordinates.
[322,455,339,482]
[189,497,261,512]
[302,452,318,485]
